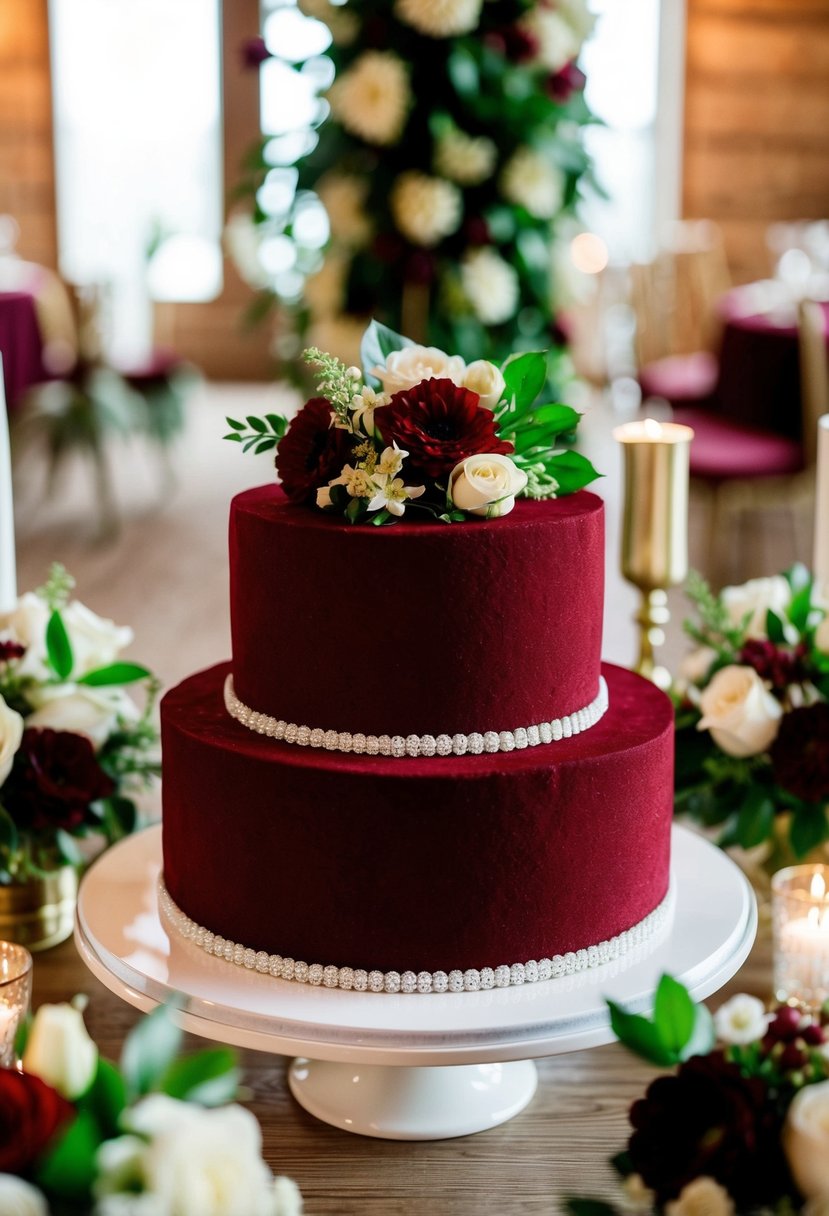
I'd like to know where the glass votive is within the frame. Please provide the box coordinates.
[772,865,829,1010]
[0,940,33,1066]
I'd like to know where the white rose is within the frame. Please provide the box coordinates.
[721,575,793,640]
[373,345,466,395]
[0,591,51,679]
[784,1079,829,1200]
[0,693,23,786]
[815,614,829,654]
[390,172,462,247]
[395,0,482,37]
[102,1096,297,1216]
[697,665,782,758]
[433,127,497,186]
[449,454,528,518]
[462,360,506,410]
[23,1001,98,1100]
[664,1177,735,1216]
[63,600,134,677]
[713,993,769,1045]
[25,684,139,749]
[679,646,717,686]
[500,147,565,220]
[460,248,520,325]
[518,7,581,71]
[0,1176,49,1216]
[328,51,410,147]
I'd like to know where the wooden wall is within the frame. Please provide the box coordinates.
[0,0,56,265]
[683,0,829,283]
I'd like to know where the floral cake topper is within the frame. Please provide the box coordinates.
[225,320,600,524]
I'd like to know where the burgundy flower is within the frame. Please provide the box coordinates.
[628,1052,789,1205]
[373,378,512,480]
[0,1067,72,1174]
[771,703,829,804]
[501,25,540,63]
[548,61,587,103]
[740,639,805,691]
[0,640,25,662]
[240,37,273,70]
[463,216,491,247]
[3,728,115,833]
[275,398,354,505]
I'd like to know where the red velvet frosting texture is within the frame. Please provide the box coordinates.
[161,662,673,975]
[229,486,605,739]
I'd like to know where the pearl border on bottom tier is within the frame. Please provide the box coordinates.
[158,878,673,996]
[223,674,610,758]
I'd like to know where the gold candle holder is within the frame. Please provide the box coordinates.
[773,865,829,1010]
[613,419,694,689]
[0,940,33,1066]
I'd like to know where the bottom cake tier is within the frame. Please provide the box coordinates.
[160,662,674,986]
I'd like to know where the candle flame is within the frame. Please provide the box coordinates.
[811,873,826,900]
[642,418,663,439]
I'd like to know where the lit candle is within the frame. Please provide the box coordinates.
[814,415,829,593]
[0,941,32,1067]
[0,1002,14,1063]
[0,353,16,613]
[773,866,829,1009]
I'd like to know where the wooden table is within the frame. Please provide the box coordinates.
[32,914,771,1215]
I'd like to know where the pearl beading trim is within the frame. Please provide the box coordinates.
[158,878,672,995]
[223,674,609,758]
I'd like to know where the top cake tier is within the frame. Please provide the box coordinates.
[229,485,604,741]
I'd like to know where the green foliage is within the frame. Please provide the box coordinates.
[223,412,287,454]
[36,1109,101,1200]
[120,999,184,1101]
[36,563,75,611]
[361,320,412,389]
[45,610,73,681]
[607,974,715,1067]
[79,662,152,687]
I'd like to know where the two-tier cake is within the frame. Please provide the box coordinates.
[159,328,674,994]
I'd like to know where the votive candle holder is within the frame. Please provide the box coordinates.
[772,864,829,1010]
[0,940,33,1066]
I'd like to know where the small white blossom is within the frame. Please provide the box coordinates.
[665,1177,735,1216]
[390,172,462,248]
[328,51,410,146]
[714,993,769,1045]
[350,385,386,436]
[367,477,426,517]
[376,443,408,478]
[0,1175,49,1216]
[460,248,519,325]
[340,465,376,499]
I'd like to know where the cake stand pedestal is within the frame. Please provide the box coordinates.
[75,824,756,1141]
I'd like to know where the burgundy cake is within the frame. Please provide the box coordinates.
[160,484,675,994]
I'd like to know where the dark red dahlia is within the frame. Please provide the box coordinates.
[547,60,587,103]
[3,728,115,833]
[240,37,273,69]
[628,1052,789,1205]
[501,25,540,62]
[740,639,805,691]
[0,640,25,662]
[274,398,354,505]
[771,703,829,804]
[0,1067,73,1174]
[373,378,512,480]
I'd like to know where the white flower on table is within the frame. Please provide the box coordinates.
[23,1001,98,1100]
[664,1176,735,1216]
[696,664,782,758]
[390,172,462,248]
[25,683,140,749]
[367,474,426,518]
[372,345,467,396]
[461,360,506,410]
[94,1095,302,1216]
[0,1175,49,1216]
[784,1078,829,1201]
[713,993,769,1045]
[0,693,23,785]
[721,575,794,641]
[449,454,528,519]
[327,51,410,147]
[0,592,133,681]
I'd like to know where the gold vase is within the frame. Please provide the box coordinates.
[0,868,79,951]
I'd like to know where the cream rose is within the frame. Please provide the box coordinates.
[372,345,466,395]
[664,1177,735,1216]
[0,693,23,786]
[23,1002,98,1100]
[449,454,528,518]
[713,993,769,1045]
[462,360,506,410]
[697,665,782,757]
[0,1176,49,1216]
[784,1079,829,1200]
[63,601,134,677]
[721,575,793,640]
[328,51,410,147]
[0,591,51,680]
[816,614,829,654]
[679,646,717,686]
[25,684,139,749]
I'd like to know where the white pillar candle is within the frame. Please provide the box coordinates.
[814,415,829,593]
[0,353,16,613]
[773,866,829,1009]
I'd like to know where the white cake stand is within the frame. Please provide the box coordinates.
[75,824,756,1141]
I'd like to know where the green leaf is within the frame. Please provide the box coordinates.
[158,1047,240,1106]
[547,450,602,494]
[46,609,74,680]
[79,1058,126,1138]
[501,351,547,413]
[789,579,813,633]
[36,1109,101,1201]
[101,795,137,841]
[242,437,261,453]
[78,662,151,686]
[223,431,243,442]
[370,509,392,526]
[606,999,676,1066]
[55,830,83,866]
[225,416,246,431]
[345,496,367,524]
[245,414,267,434]
[120,1000,183,1100]
[766,609,786,644]
[522,402,581,434]
[680,1002,716,1062]
[254,438,277,455]
[360,319,413,388]
[0,805,19,856]
[735,788,775,849]
[790,805,829,858]
[265,413,288,437]
[653,973,696,1054]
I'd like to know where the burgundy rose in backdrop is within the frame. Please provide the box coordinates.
[0,1068,72,1174]
[275,397,354,504]
[771,702,829,805]
[4,728,115,833]
[373,378,512,480]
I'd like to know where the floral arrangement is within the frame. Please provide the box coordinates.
[225,320,599,524]
[0,566,159,882]
[674,570,829,862]
[2,997,301,1215]
[230,0,596,373]
[566,975,829,1216]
